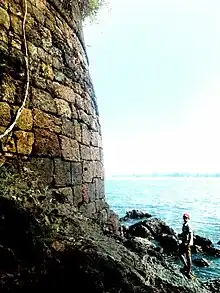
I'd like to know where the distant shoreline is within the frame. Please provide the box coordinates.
[107,173,220,178]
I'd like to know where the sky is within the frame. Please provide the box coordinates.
[84,0,220,176]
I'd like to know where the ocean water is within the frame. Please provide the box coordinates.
[105,177,220,280]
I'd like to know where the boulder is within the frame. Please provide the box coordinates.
[120,209,152,221]
[158,233,179,254]
[193,235,220,257]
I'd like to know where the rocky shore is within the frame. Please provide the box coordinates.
[0,188,219,293]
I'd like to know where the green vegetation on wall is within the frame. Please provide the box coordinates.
[79,0,106,20]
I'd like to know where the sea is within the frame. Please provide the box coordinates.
[105,176,220,280]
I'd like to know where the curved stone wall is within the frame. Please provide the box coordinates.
[0,0,117,227]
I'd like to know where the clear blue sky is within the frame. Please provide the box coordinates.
[84,0,220,176]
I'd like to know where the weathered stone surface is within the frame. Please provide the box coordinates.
[74,120,82,142]
[0,102,11,126]
[54,158,71,187]
[61,118,75,138]
[34,129,61,157]
[55,98,71,119]
[78,109,90,125]
[95,199,106,213]
[14,131,34,155]
[53,187,73,204]
[0,27,8,44]
[33,108,61,133]
[91,147,100,161]
[11,14,22,35]
[85,202,96,217]
[75,94,85,109]
[53,82,76,103]
[0,7,10,30]
[70,104,78,119]
[93,161,104,179]
[82,161,93,183]
[25,157,54,184]
[80,144,91,160]
[16,108,33,130]
[32,88,56,114]
[1,74,15,102]
[73,185,82,206]
[81,124,90,145]
[2,136,16,153]
[94,178,105,199]
[90,131,99,147]
[41,63,54,80]
[98,209,108,223]
[60,136,80,161]
[71,162,82,185]
[87,182,96,202]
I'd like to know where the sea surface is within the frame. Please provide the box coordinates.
[105,177,220,280]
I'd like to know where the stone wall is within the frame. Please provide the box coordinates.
[0,0,119,230]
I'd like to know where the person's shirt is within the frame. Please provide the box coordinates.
[182,222,193,246]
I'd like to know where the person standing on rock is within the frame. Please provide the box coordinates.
[178,212,193,278]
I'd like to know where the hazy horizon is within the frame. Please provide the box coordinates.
[84,0,220,176]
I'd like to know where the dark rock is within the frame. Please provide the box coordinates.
[193,235,220,257]
[192,257,210,267]
[0,195,211,293]
[120,209,152,221]
[158,233,179,254]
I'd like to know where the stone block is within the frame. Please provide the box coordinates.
[0,7,10,29]
[87,182,96,202]
[25,157,53,184]
[61,118,75,138]
[75,94,85,110]
[0,102,11,126]
[81,124,90,146]
[53,187,73,204]
[53,82,76,103]
[2,136,16,153]
[34,129,61,157]
[74,121,81,142]
[11,14,22,35]
[54,158,71,187]
[60,135,80,161]
[93,161,104,179]
[85,202,96,217]
[98,209,108,223]
[80,144,91,160]
[32,87,56,114]
[33,108,61,133]
[90,131,99,147]
[41,63,54,80]
[9,2,22,16]
[70,104,78,119]
[83,161,94,183]
[14,131,34,155]
[95,199,106,213]
[0,27,8,44]
[32,6,45,24]
[36,0,46,10]
[82,184,89,203]
[78,109,90,125]
[91,147,100,161]
[71,162,82,185]
[1,75,15,102]
[55,98,71,119]
[73,185,82,206]
[94,178,105,199]
[16,108,33,130]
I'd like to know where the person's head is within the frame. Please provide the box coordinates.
[183,212,190,223]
